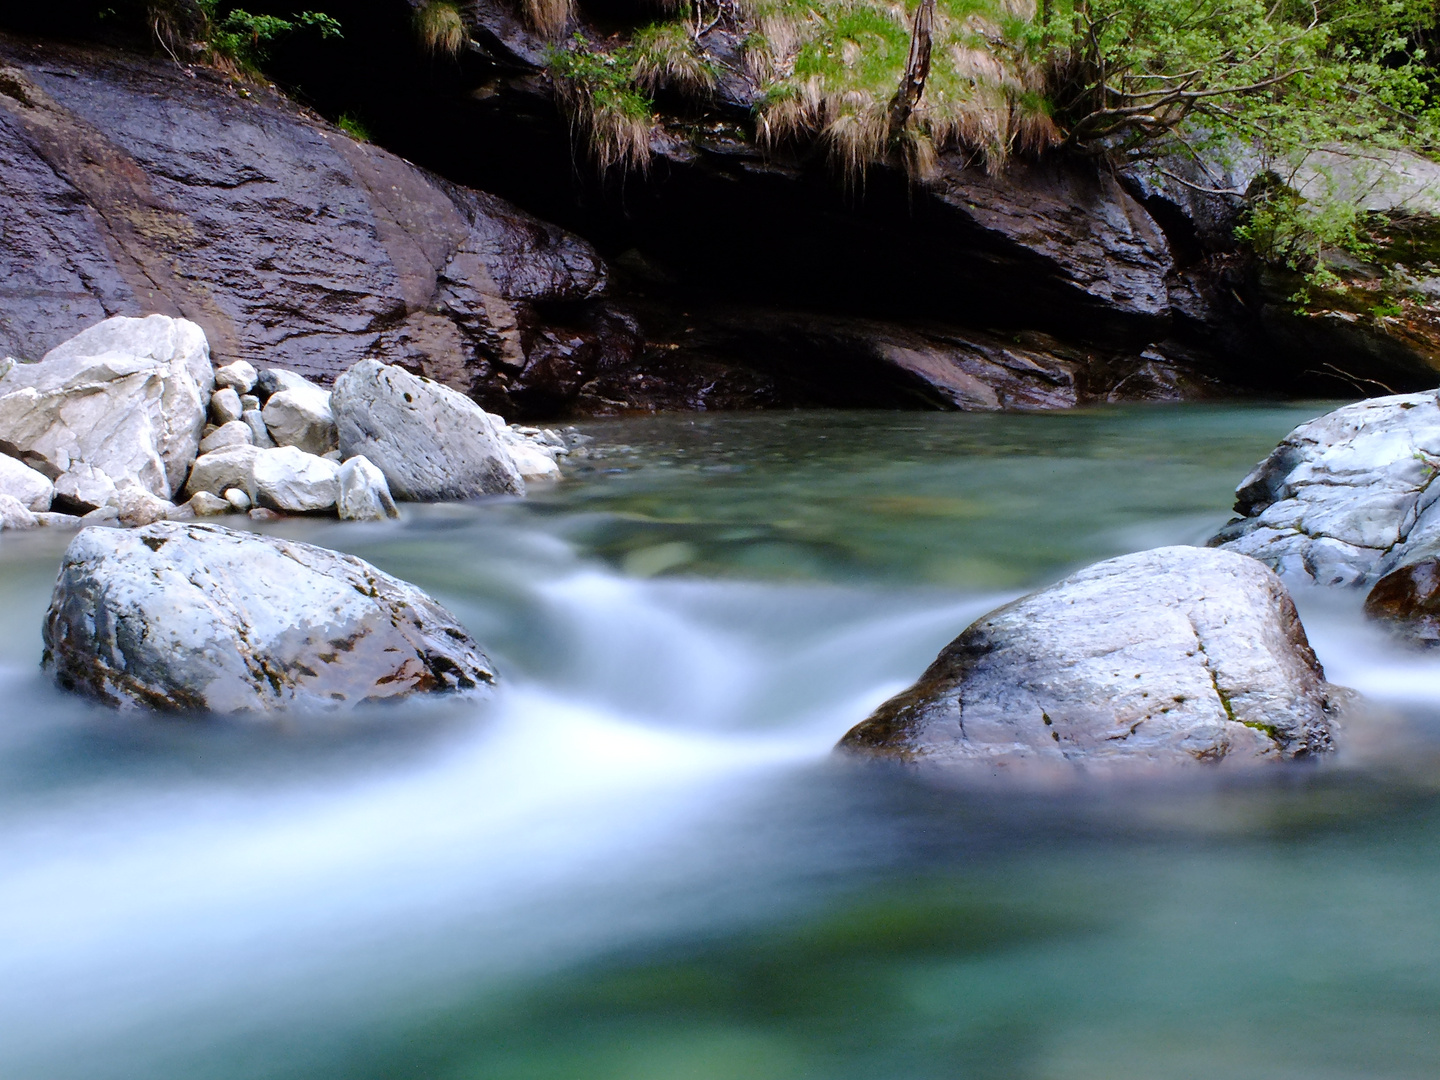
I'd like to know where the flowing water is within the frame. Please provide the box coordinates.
[3,404,1440,1080]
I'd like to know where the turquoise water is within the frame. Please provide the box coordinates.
[2,404,1439,1080]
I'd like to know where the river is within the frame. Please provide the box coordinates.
[2,404,1439,1080]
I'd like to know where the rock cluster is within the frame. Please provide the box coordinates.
[1,316,579,533]
[43,522,496,712]
[841,546,1341,769]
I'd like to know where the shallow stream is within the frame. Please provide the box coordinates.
[4,405,1440,1080]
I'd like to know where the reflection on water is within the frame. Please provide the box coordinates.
[2,404,1439,1080]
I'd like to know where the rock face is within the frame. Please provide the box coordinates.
[840,547,1339,769]
[0,34,613,398]
[42,522,496,712]
[1210,391,1440,586]
[332,360,524,500]
[0,314,212,506]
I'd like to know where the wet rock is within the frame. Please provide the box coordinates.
[183,445,261,499]
[332,360,524,501]
[840,547,1339,769]
[42,522,496,712]
[0,315,211,501]
[0,453,53,511]
[337,456,400,521]
[211,388,243,426]
[1210,391,1440,586]
[198,421,253,455]
[261,385,336,456]
[250,446,339,513]
[213,361,258,395]
[0,493,38,530]
[1365,558,1440,644]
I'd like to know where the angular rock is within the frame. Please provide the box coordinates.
[332,360,524,501]
[840,547,1339,769]
[261,385,336,456]
[241,409,275,449]
[337,456,400,521]
[183,444,261,499]
[113,483,175,528]
[198,420,253,455]
[1210,391,1440,586]
[0,453,54,511]
[213,361,258,395]
[211,387,243,425]
[0,493,38,530]
[250,446,339,513]
[187,491,231,516]
[42,522,496,712]
[53,463,118,514]
[0,315,212,501]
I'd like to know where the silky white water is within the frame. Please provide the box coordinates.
[2,406,1439,1080]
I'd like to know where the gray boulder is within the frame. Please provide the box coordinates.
[0,493,38,530]
[211,387,243,426]
[242,409,276,449]
[1211,392,1440,586]
[198,420,253,455]
[213,361,258,395]
[183,445,260,500]
[332,360,524,501]
[0,315,212,502]
[840,547,1340,769]
[256,369,323,400]
[0,453,54,511]
[250,446,339,513]
[261,385,336,456]
[337,456,399,521]
[42,522,496,712]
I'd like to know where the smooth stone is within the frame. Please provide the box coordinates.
[250,445,339,513]
[248,507,283,521]
[187,491,231,516]
[241,409,275,449]
[0,493,38,530]
[1365,557,1440,644]
[0,315,212,500]
[42,522,497,713]
[211,387,243,425]
[223,487,251,512]
[0,453,54,511]
[1212,391,1440,586]
[839,546,1341,771]
[198,420,253,455]
[256,368,323,400]
[331,359,524,501]
[213,360,258,395]
[183,445,261,500]
[337,455,399,521]
[261,385,336,456]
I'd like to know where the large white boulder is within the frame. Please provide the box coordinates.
[42,522,496,712]
[0,454,54,511]
[261,385,336,456]
[337,455,399,521]
[250,445,339,513]
[0,315,213,503]
[0,493,38,531]
[1212,391,1440,586]
[840,547,1341,770]
[331,360,524,501]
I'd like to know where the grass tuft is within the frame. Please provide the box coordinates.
[525,0,573,39]
[414,1,466,55]
[549,36,656,171]
[632,23,719,98]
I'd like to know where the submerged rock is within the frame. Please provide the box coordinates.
[332,360,523,501]
[1210,391,1440,586]
[42,522,496,713]
[840,547,1340,770]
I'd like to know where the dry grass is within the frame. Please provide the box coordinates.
[633,23,719,98]
[525,0,573,39]
[415,1,467,56]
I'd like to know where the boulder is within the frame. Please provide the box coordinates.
[255,369,321,399]
[332,360,524,501]
[250,446,339,513]
[1365,557,1440,644]
[35,511,83,529]
[0,493,38,530]
[0,453,53,511]
[42,522,496,712]
[198,420,253,455]
[223,487,251,512]
[839,547,1340,769]
[1210,391,1440,586]
[113,483,175,528]
[53,463,118,513]
[183,444,261,499]
[211,387,243,425]
[187,491,230,516]
[213,361,258,395]
[0,315,212,501]
[261,385,336,456]
[337,456,400,521]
